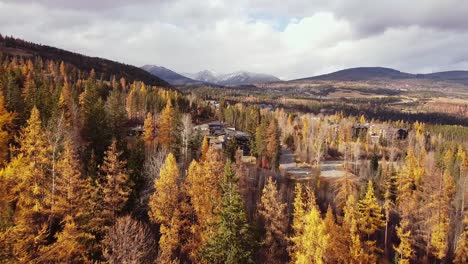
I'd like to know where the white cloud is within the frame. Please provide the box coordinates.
[1,0,467,80]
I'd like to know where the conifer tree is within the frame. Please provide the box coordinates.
[324,206,348,263]
[343,194,365,264]
[258,177,288,263]
[266,119,280,169]
[394,219,414,264]
[0,88,14,164]
[200,135,209,161]
[454,215,468,264]
[357,181,385,262]
[143,112,156,151]
[290,184,306,263]
[200,160,254,264]
[149,153,181,263]
[100,139,131,225]
[8,107,52,262]
[159,99,176,151]
[290,184,329,264]
[185,148,224,259]
[38,215,93,263]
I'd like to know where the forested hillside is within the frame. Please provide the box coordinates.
[0,35,171,88]
[0,46,467,263]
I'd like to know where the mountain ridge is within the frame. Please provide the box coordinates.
[292,66,468,85]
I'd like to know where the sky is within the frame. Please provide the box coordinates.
[1,0,468,80]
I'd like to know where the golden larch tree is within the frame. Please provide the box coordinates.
[258,177,288,263]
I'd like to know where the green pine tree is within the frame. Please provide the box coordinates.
[200,160,255,264]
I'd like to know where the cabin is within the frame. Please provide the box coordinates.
[352,124,369,138]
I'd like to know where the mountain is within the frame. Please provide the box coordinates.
[0,35,171,88]
[185,70,281,86]
[294,67,468,85]
[141,65,203,85]
[295,67,412,81]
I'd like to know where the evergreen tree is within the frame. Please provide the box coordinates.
[100,139,131,225]
[200,135,209,161]
[200,160,254,264]
[159,99,177,151]
[323,206,348,263]
[37,215,93,263]
[258,177,288,263]
[8,107,52,262]
[148,153,181,262]
[266,118,280,169]
[357,181,385,262]
[394,219,414,264]
[0,86,15,164]
[143,112,156,151]
[454,215,468,264]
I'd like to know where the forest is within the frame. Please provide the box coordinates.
[0,52,467,264]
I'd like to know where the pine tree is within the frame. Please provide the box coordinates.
[37,215,93,263]
[394,219,414,264]
[357,181,385,262]
[200,135,209,161]
[454,215,468,264]
[290,184,329,264]
[266,119,280,169]
[0,86,15,164]
[159,99,176,151]
[52,137,89,218]
[148,153,182,262]
[343,194,365,264]
[100,139,131,225]
[200,160,254,264]
[324,206,348,263]
[185,148,224,260]
[143,112,156,151]
[258,177,288,263]
[290,184,306,263]
[8,107,52,262]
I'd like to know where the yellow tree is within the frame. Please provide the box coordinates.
[184,147,223,260]
[38,215,93,263]
[258,177,288,263]
[357,181,385,262]
[454,215,468,264]
[100,139,131,225]
[429,170,455,260]
[0,86,15,164]
[143,112,156,151]
[159,99,176,151]
[148,153,182,263]
[290,186,329,264]
[9,107,52,262]
[394,219,414,264]
[289,184,306,263]
[323,206,348,263]
[343,194,365,264]
[200,135,209,161]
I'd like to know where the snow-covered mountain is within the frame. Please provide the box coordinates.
[184,70,281,86]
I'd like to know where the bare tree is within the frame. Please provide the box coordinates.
[104,215,157,264]
[136,150,168,213]
[181,113,193,166]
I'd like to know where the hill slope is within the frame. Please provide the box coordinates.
[294,67,468,85]
[0,35,171,88]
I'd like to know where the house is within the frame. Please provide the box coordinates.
[352,124,369,138]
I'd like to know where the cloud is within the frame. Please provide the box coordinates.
[0,0,467,80]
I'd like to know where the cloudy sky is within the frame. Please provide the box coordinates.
[1,0,468,80]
